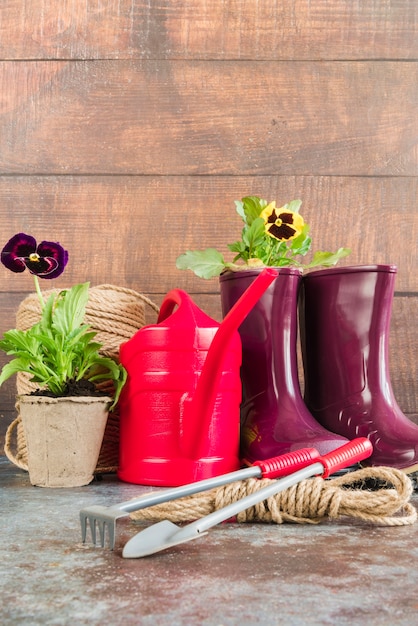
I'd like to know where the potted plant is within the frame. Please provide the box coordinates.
[0,233,127,487]
[176,196,352,463]
[176,196,350,278]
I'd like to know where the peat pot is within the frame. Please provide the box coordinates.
[18,395,112,488]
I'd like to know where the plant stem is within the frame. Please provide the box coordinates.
[33,275,45,310]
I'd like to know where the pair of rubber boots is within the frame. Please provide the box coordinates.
[219,264,418,473]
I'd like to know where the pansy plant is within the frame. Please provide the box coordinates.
[0,233,126,410]
[176,196,351,279]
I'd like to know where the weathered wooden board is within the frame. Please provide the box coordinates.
[0,175,416,293]
[0,61,417,176]
[0,1,417,60]
[389,296,418,415]
[0,1,416,455]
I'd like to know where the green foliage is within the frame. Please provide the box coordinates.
[305,248,352,268]
[176,195,351,279]
[0,283,126,410]
[234,196,268,225]
[175,248,227,279]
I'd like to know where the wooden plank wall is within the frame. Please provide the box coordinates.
[0,1,417,443]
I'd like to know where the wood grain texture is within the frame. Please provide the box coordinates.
[389,296,418,414]
[0,1,416,455]
[0,175,416,293]
[0,1,417,60]
[0,60,417,176]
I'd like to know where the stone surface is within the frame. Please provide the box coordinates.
[1,455,418,625]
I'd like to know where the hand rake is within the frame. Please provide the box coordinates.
[80,447,322,549]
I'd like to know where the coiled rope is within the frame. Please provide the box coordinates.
[130,466,417,527]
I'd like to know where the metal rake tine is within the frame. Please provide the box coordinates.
[79,512,96,544]
[80,512,88,543]
[80,509,117,548]
[105,522,116,550]
[86,515,102,546]
[96,520,116,549]
[97,521,106,548]
[90,517,97,545]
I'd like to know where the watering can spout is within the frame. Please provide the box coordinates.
[183,267,278,459]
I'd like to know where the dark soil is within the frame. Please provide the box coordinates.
[30,378,109,398]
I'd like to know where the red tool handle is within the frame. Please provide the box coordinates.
[316,437,373,478]
[252,448,321,479]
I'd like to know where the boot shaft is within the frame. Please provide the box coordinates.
[220,267,303,401]
[300,264,397,409]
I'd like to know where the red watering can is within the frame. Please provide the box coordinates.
[117,268,278,486]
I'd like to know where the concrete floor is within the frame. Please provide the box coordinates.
[1,454,418,626]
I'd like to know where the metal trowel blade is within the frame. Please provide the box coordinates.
[122,520,208,558]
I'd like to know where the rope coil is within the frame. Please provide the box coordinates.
[130,466,417,527]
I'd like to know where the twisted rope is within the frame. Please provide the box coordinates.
[130,466,417,527]
[4,284,159,474]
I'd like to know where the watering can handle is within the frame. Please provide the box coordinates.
[157,289,188,323]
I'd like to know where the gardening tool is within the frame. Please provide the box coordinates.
[117,268,277,487]
[219,267,349,464]
[300,264,418,472]
[122,437,373,558]
[81,447,321,548]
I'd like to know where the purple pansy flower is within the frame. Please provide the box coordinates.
[1,233,69,279]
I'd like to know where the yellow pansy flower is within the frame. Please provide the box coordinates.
[260,202,305,241]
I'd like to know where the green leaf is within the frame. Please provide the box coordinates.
[275,257,294,267]
[87,356,123,381]
[86,357,127,409]
[290,223,310,247]
[290,227,312,257]
[240,196,267,225]
[0,329,39,356]
[74,338,102,356]
[306,247,352,268]
[34,336,59,362]
[63,327,96,351]
[51,283,90,335]
[0,357,33,386]
[38,293,56,334]
[228,240,246,254]
[242,218,265,246]
[234,200,245,221]
[283,199,302,214]
[176,249,226,279]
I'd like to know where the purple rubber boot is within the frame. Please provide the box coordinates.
[300,264,418,472]
[219,267,348,464]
